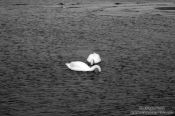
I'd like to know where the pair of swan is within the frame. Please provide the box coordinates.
[65,52,101,72]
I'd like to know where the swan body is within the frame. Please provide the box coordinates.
[65,61,101,72]
[87,52,101,65]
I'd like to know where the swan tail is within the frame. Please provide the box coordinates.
[65,63,70,67]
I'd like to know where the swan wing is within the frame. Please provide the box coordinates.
[87,54,93,62]
[66,61,91,71]
[89,53,101,63]
[94,55,101,63]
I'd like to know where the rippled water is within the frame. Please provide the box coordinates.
[0,1,175,116]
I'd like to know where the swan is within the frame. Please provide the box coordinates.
[65,61,101,72]
[87,52,101,65]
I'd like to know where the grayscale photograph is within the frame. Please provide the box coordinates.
[0,0,175,116]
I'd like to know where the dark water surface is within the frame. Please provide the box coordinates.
[0,1,175,116]
[156,7,175,10]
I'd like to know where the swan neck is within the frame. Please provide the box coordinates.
[90,65,101,72]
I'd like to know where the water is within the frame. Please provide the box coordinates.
[0,1,175,116]
[156,7,175,10]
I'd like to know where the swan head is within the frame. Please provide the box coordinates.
[87,52,101,65]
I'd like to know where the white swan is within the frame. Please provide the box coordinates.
[65,61,101,72]
[87,52,101,65]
